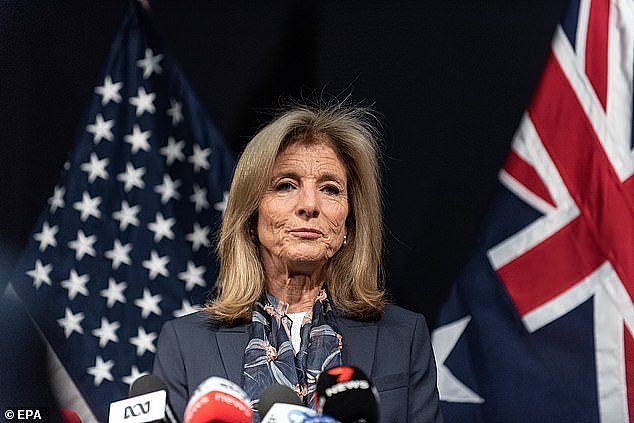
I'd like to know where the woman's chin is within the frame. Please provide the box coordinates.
[284,253,328,273]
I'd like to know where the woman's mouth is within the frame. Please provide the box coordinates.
[290,228,323,239]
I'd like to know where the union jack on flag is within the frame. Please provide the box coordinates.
[432,0,634,421]
[9,4,234,422]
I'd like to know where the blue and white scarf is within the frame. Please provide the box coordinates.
[242,289,343,408]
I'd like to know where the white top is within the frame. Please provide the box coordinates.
[286,311,307,354]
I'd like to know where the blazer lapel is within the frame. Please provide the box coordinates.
[216,324,249,385]
[336,316,377,375]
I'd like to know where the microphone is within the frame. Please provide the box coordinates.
[261,404,339,423]
[183,377,252,423]
[258,385,339,423]
[130,374,179,423]
[60,409,82,423]
[315,366,379,423]
[257,384,302,418]
[108,374,179,423]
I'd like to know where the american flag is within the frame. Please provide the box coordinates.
[10,4,234,421]
[432,0,633,421]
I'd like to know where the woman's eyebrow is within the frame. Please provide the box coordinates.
[317,172,345,184]
[271,171,301,180]
[271,170,345,186]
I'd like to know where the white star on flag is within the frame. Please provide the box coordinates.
[189,144,211,173]
[173,299,199,318]
[26,259,53,289]
[142,250,170,279]
[160,137,186,166]
[61,269,90,300]
[95,75,123,106]
[129,86,156,117]
[87,356,114,387]
[431,316,484,403]
[112,200,141,230]
[166,98,183,126]
[129,327,158,356]
[154,174,182,204]
[147,213,176,243]
[57,307,85,339]
[80,153,110,183]
[134,288,162,318]
[33,222,58,252]
[48,185,65,213]
[92,317,121,348]
[214,191,229,214]
[94,75,122,105]
[124,124,151,154]
[136,48,163,79]
[100,278,128,308]
[122,366,148,387]
[186,222,211,252]
[178,261,206,291]
[117,162,146,192]
[190,184,209,213]
[73,191,102,222]
[86,114,115,144]
[67,229,97,261]
[104,239,132,270]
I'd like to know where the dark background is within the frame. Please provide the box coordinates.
[0,0,568,325]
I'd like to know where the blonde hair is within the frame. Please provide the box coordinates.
[205,102,386,323]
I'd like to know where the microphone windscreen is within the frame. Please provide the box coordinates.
[126,374,180,423]
[315,366,379,423]
[60,409,82,423]
[184,377,252,423]
[129,374,167,397]
[257,384,302,418]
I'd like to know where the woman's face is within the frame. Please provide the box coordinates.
[257,140,349,274]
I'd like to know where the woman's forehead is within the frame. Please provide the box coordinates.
[272,142,346,176]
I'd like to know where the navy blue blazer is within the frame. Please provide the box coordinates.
[153,304,442,422]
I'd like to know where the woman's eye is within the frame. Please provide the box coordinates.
[274,181,295,191]
[322,185,341,195]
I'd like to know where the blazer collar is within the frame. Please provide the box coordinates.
[215,324,249,386]
[336,315,378,375]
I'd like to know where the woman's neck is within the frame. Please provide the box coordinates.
[260,247,326,313]
[265,272,323,313]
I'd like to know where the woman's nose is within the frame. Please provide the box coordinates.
[296,186,320,219]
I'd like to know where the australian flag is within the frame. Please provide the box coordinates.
[9,3,235,421]
[432,0,634,421]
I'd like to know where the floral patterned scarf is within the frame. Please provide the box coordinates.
[243,289,343,408]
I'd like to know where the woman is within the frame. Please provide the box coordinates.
[153,103,442,422]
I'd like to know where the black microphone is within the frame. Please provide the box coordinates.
[110,374,180,423]
[315,366,379,423]
[257,384,302,419]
